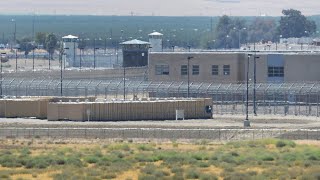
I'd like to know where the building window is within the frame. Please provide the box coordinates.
[212,65,219,75]
[155,65,169,75]
[268,66,284,77]
[192,65,199,75]
[181,65,188,75]
[223,65,230,75]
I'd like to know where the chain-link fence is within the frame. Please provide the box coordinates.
[0,128,319,141]
[2,79,320,117]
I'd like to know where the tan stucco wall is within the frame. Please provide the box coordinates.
[149,52,245,83]
[284,54,320,82]
[150,52,320,83]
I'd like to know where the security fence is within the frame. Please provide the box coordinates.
[0,128,319,141]
[2,79,320,117]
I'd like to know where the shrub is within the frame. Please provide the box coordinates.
[223,172,250,180]
[108,143,130,151]
[101,173,117,179]
[85,155,99,164]
[261,155,274,161]
[153,170,170,178]
[137,144,154,151]
[141,164,157,175]
[200,173,218,180]
[171,166,183,174]
[135,154,155,162]
[185,168,200,179]
[197,162,210,168]
[65,156,83,167]
[276,140,296,148]
[138,174,156,180]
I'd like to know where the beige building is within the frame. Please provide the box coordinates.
[148,52,320,83]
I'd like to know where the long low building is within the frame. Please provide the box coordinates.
[148,51,320,83]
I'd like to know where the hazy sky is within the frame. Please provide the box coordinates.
[1,0,319,16]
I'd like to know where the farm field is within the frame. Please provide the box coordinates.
[0,138,319,180]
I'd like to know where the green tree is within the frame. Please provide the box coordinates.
[248,18,277,43]
[35,32,47,47]
[45,33,58,60]
[277,9,317,38]
[18,37,34,56]
[214,15,247,49]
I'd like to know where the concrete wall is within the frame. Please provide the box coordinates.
[284,54,320,82]
[0,98,50,119]
[0,97,96,119]
[150,52,320,83]
[48,98,213,121]
[149,52,245,83]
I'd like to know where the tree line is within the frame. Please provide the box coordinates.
[3,8,318,56]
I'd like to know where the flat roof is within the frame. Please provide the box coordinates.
[150,51,320,55]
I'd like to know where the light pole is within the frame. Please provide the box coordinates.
[253,52,260,116]
[187,56,194,98]
[123,54,127,100]
[61,47,69,96]
[11,19,16,48]
[93,39,99,69]
[32,46,35,71]
[0,52,6,98]
[15,47,20,72]
[244,54,252,127]
[79,48,83,69]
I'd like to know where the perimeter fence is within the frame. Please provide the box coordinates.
[0,128,319,141]
[2,79,320,117]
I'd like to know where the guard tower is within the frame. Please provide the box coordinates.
[148,32,163,52]
[62,35,78,67]
[120,39,150,67]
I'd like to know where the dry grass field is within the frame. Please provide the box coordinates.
[0,138,319,180]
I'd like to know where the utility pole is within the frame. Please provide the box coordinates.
[253,52,260,116]
[187,56,194,98]
[244,54,252,127]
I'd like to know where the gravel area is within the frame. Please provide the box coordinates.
[0,114,319,129]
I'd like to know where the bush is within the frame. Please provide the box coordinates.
[137,144,154,151]
[276,140,296,148]
[197,162,210,168]
[141,164,157,175]
[101,173,117,179]
[138,174,156,180]
[185,168,200,179]
[65,156,83,167]
[153,170,170,178]
[85,155,99,164]
[223,172,250,180]
[171,166,183,174]
[261,155,274,161]
[108,143,130,151]
[200,173,218,180]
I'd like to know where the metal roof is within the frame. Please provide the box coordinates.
[120,39,150,45]
[62,35,79,39]
[148,32,163,36]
